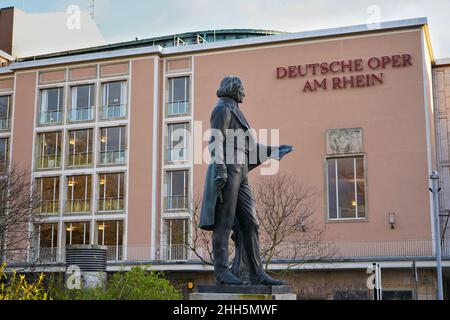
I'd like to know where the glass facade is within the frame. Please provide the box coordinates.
[36,132,61,170]
[98,172,125,212]
[38,87,64,125]
[69,84,95,122]
[99,126,126,165]
[35,176,60,215]
[66,175,92,213]
[97,220,124,261]
[65,221,90,245]
[101,81,127,120]
[67,129,93,167]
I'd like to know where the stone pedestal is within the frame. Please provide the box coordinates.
[189,285,297,300]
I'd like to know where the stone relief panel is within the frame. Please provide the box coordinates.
[327,128,363,155]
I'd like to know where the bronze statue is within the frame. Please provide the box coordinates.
[199,75,293,285]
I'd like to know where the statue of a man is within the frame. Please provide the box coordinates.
[199,75,293,285]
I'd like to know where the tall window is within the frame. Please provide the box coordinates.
[163,219,189,260]
[166,170,188,210]
[100,81,127,120]
[35,177,59,215]
[69,84,95,122]
[98,172,125,212]
[99,126,126,165]
[67,129,93,167]
[36,132,61,170]
[33,223,58,262]
[97,221,123,261]
[38,87,63,125]
[167,76,189,116]
[0,138,8,173]
[66,175,92,213]
[327,156,366,220]
[0,95,11,130]
[65,222,90,246]
[167,123,189,162]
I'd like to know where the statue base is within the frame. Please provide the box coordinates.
[189,285,296,300]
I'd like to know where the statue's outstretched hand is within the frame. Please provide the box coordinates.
[272,145,294,161]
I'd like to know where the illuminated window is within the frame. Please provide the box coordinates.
[36,132,61,170]
[98,172,125,212]
[66,175,92,213]
[65,221,90,245]
[33,223,58,262]
[67,129,93,167]
[327,156,366,220]
[99,126,126,165]
[97,220,123,261]
[35,177,59,215]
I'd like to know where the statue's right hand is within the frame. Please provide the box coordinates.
[215,174,228,190]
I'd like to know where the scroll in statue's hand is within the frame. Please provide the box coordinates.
[271,145,294,161]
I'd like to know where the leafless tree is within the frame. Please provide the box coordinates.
[254,174,334,272]
[0,165,43,266]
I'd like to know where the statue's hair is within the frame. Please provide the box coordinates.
[216,76,242,100]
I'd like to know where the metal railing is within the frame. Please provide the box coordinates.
[0,117,9,130]
[36,155,61,170]
[100,105,126,120]
[67,152,93,167]
[34,200,59,215]
[38,110,63,125]
[29,247,59,263]
[167,147,188,162]
[68,107,94,122]
[165,195,188,210]
[98,197,125,212]
[99,150,126,165]
[66,199,91,213]
[167,101,189,116]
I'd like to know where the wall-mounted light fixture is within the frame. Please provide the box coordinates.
[388,212,396,229]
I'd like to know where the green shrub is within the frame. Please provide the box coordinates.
[0,263,50,300]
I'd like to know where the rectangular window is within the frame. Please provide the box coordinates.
[65,222,90,246]
[167,123,189,162]
[0,95,11,130]
[38,87,64,125]
[167,76,189,116]
[66,175,92,213]
[99,126,126,165]
[97,220,124,261]
[0,137,8,173]
[98,172,125,212]
[166,170,188,210]
[36,132,61,170]
[35,177,60,214]
[163,219,189,260]
[69,84,95,122]
[327,156,366,220]
[67,129,93,167]
[33,223,58,262]
[100,81,127,120]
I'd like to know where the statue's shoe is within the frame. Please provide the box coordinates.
[251,272,285,286]
[216,272,245,285]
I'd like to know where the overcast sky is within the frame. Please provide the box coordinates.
[1,0,449,59]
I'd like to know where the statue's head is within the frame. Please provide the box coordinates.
[216,75,245,103]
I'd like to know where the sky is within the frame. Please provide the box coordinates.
[1,0,449,59]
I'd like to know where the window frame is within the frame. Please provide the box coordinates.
[0,94,11,130]
[166,76,190,117]
[65,174,92,214]
[67,128,94,168]
[167,122,189,162]
[97,172,126,213]
[36,131,62,170]
[68,83,96,122]
[98,126,127,165]
[100,80,128,120]
[165,170,189,211]
[38,87,64,126]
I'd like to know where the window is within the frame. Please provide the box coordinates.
[67,129,93,167]
[38,87,63,125]
[65,222,90,245]
[100,81,127,120]
[167,76,189,116]
[0,137,8,173]
[33,223,58,262]
[99,126,126,165]
[0,95,11,130]
[69,84,95,122]
[163,219,189,260]
[36,132,61,170]
[97,220,123,261]
[165,170,188,210]
[66,175,92,213]
[98,172,125,212]
[327,156,366,220]
[167,123,189,162]
[35,177,59,214]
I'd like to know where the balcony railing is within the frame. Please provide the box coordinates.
[165,195,188,210]
[29,247,59,263]
[34,200,59,215]
[68,107,94,122]
[0,117,9,130]
[66,199,91,213]
[100,105,126,120]
[99,150,126,165]
[167,101,189,117]
[36,155,61,170]
[167,147,188,162]
[67,152,93,167]
[98,197,125,212]
[38,110,63,126]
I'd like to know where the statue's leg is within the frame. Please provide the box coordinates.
[212,165,243,284]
